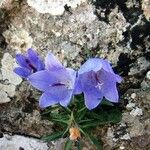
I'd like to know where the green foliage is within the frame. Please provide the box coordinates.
[42,131,64,142]
[75,141,84,150]
[88,134,103,150]
[64,140,73,150]
[41,96,122,149]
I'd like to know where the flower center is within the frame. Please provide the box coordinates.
[65,80,72,89]
[52,80,72,89]
[94,73,103,89]
[25,59,37,72]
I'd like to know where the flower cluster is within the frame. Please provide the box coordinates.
[14,49,122,110]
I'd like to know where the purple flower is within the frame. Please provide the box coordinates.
[14,48,45,78]
[74,58,122,110]
[28,52,76,108]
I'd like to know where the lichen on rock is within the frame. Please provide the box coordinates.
[3,27,33,52]
[27,0,87,15]
[1,53,22,85]
[142,0,150,21]
[0,134,49,150]
[0,53,22,104]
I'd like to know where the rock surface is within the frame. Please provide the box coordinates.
[0,0,150,149]
[0,134,49,150]
[27,0,87,15]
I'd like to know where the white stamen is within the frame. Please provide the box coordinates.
[95,82,103,89]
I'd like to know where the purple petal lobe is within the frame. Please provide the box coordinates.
[97,69,119,102]
[16,54,29,68]
[39,92,58,108]
[78,58,102,74]
[14,67,31,78]
[73,76,82,94]
[101,59,122,83]
[27,48,38,62]
[115,74,122,83]
[101,59,114,73]
[104,84,119,102]
[45,52,63,71]
[84,90,103,110]
[48,68,72,85]
[28,70,58,91]
[66,68,76,87]
[48,85,70,100]
[36,59,45,70]
[79,71,97,91]
[27,48,45,70]
[59,90,73,107]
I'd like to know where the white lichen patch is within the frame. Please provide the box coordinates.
[131,93,136,99]
[120,133,131,140]
[0,134,49,150]
[62,4,102,49]
[0,83,16,97]
[0,91,11,103]
[61,42,80,59]
[142,0,150,21]
[1,53,22,85]
[27,0,87,15]
[3,27,33,52]
[126,102,136,110]
[130,107,143,117]
[146,71,150,80]
[108,7,130,43]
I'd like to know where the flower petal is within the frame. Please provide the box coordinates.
[16,54,29,68]
[84,90,103,110]
[101,59,114,73]
[78,58,102,74]
[66,68,76,87]
[45,52,63,71]
[36,60,45,71]
[48,68,72,85]
[101,59,122,83]
[39,92,58,108]
[13,67,31,78]
[27,48,38,62]
[115,74,122,83]
[28,70,58,91]
[59,89,73,107]
[104,84,119,102]
[78,71,97,91]
[97,69,119,102]
[48,85,70,100]
[73,76,82,94]
[27,48,45,71]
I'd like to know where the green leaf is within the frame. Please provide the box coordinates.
[42,131,64,141]
[64,139,73,150]
[50,112,69,120]
[78,119,95,124]
[49,112,70,125]
[76,108,87,121]
[88,108,122,124]
[76,141,84,150]
[80,121,109,128]
[43,105,60,112]
[51,118,69,124]
[80,129,103,150]
[88,134,103,150]
[101,100,114,106]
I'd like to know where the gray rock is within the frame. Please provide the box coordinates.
[0,134,49,150]
[1,53,22,85]
[129,57,150,75]
[0,91,10,103]
[27,0,88,15]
